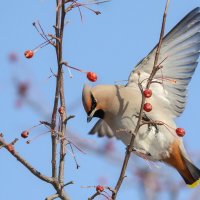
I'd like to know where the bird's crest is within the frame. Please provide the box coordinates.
[82,84,92,113]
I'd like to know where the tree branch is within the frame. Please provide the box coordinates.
[88,192,101,200]
[50,0,61,178]
[49,0,70,199]
[0,135,53,184]
[58,70,67,184]
[111,0,170,199]
[57,0,67,185]
[146,0,170,89]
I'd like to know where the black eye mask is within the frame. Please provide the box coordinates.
[87,93,97,116]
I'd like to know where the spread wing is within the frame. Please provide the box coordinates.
[128,7,200,117]
[88,119,114,138]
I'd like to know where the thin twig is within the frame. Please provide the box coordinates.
[62,181,74,188]
[40,121,52,127]
[111,0,170,199]
[11,138,19,145]
[140,120,164,127]
[64,115,75,123]
[48,34,61,42]
[88,192,101,200]
[33,21,56,47]
[69,142,80,169]
[81,0,110,5]
[37,21,52,44]
[146,0,170,89]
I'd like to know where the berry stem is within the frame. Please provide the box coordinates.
[61,61,87,73]
[33,39,54,53]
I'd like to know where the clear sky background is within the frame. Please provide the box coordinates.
[0,0,200,200]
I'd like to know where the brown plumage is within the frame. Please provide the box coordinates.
[164,140,200,187]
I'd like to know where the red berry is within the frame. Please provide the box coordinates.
[24,50,34,59]
[143,103,152,112]
[7,144,14,153]
[58,106,64,114]
[143,89,152,98]
[176,128,185,137]
[96,185,104,193]
[21,130,29,138]
[87,72,97,82]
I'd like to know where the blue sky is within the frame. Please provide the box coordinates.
[0,0,200,200]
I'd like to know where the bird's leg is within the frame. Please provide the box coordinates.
[142,113,152,131]
[140,113,160,134]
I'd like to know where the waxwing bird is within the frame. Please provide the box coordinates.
[82,7,200,187]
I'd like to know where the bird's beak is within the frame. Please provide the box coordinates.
[87,109,96,123]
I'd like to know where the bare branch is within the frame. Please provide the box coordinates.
[62,181,74,188]
[146,0,170,89]
[50,0,64,180]
[111,0,170,199]
[48,34,61,42]
[58,70,67,184]
[56,0,68,185]
[64,115,75,123]
[0,136,53,184]
[88,192,100,200]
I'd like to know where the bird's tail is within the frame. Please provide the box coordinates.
[179,157,200,188]
[164,141,200,188]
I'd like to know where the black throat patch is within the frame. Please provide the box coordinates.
[93,109,105,119]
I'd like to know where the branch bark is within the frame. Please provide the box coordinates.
[45,194,59,200]
[88,192,100,200]
[57,0,68,185]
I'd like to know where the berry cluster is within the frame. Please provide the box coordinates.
[143,89,153,112]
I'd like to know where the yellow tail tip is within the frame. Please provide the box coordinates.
[187,179,200,188]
